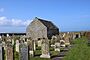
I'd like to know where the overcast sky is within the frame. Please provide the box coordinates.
[0,0,90,32]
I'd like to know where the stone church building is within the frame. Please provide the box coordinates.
[26,17,59,40]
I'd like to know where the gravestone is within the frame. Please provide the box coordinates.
[0,41,4,60]
[37,39,42,47]
[40,38,50,58]
[6,42,13,60]
[33,40,36,51]
[0,35,2,40]
[12,39,14,45]
[60,40,65,47]
[55,42,60,51]
[64,36,70,46]
[24,38,28,45]
[51,36,57,45]
[19,42,28,60]
[16,40,19,52]
[51,36,58,48]
[27,38,34,57]
[2,41,6,50]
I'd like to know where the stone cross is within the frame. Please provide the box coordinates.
[40,38,50,58]
[19,42,28,60]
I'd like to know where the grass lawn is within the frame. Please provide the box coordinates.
[64,37,90,60]
[30,57,51,60]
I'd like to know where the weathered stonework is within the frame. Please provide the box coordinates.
[26,17,59,40]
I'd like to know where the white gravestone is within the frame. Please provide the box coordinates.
[16,40,19,52]
[60,40,65,47]
[55,42,60,51]
[12,39,14,45]
[33,40,36,51]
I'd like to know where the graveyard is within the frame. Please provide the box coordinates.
[0,17,90,60]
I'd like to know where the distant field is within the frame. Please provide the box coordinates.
[64,37,90,60]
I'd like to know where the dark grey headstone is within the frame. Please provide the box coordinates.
[19,43,28,60]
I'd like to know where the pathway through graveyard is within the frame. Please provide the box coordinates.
[52,46,72,60]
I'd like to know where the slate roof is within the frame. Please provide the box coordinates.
[35,17,59,30]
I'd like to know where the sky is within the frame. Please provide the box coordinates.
[0,0,90,33]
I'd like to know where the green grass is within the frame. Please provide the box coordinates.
[34,50,41,56]
[36,46,41,50]
[30,57,51,60]
[49,47,54,51]
[64,37,90,60]
[50,51,59,57]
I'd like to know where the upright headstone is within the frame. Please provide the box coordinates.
[6,42,13,60]
[51,36,57,45]
[6,34,9,37]
[27,38,34,57]
[34,40,36,51]
[51,36,57,48]
[7,34,11,42]
[12,39,14,45]
[60,40,65,47]
[19,42,28,60]
[2,41,6,50]
[37,39,42,47]
[16,40,19,52]
[64,36,70,46]
[24,38,28,45]
[0,35,2,40]
[0,41,4,60]
[55,42,60,51]
[40,38,50,58]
